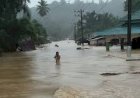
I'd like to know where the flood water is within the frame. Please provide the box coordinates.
[0,40,140,98]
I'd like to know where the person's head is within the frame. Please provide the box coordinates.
[56,52,59,55]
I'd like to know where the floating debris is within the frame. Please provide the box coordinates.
[131,72,140,74]
[55,44,59,47]
[101,73,121,76]
[77,47,90,50]
[84,47,89,49]
[77,47,82,50]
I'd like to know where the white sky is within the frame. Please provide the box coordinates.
[28,0,108,7]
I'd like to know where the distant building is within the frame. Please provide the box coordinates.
[90,36,105,46]
[91,10,140,49]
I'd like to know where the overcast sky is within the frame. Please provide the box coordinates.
[28,0,108,7]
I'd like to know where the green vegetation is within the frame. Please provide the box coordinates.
[0,0,48,52]
[76,11,119,38]
[37,0,49,17]
[31,0,124,41]
[124,0,140,12]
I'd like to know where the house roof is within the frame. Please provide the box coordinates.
[91,36,104,40]
[95,26,140,36]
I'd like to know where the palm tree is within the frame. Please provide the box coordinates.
[37,0,49,17]
[22,4,31,18]
[20,0,31,18]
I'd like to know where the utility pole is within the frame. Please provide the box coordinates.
[74,9,84,45]
[79,9,84,46]
[74,23,77,42]
[127,0,132,58]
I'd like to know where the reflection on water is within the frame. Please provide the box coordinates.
[55,65,61,71]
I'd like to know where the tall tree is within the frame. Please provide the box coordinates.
[22,0,31,18]
[76,11,119,38]
[0,0,30,19]
[0,0,48,52]
[124,0,140,12]
[37,0,49,17]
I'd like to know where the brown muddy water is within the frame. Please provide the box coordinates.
[0,40,140,98]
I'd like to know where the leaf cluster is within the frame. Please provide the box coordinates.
[0,0,48,52]
[124,0,140,12]
[76,11,119,37]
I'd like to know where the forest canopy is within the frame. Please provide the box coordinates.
[0,0,48,52]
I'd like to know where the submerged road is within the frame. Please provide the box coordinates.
[0,40,140,98]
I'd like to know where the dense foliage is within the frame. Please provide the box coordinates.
[0,0,48,52]
[124,0,140,12]
[76,11,119,38]
[37,0,49,17]
[0,0,30,20]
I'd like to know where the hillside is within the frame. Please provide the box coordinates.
[30,0,125,40]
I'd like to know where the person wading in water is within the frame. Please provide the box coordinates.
[54,52,61,65]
